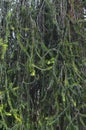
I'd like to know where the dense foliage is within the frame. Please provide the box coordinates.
[0,0,86,130]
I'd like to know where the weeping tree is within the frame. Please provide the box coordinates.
[0,0,86,130]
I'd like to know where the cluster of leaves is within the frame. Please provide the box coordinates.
[0,0,86,130]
